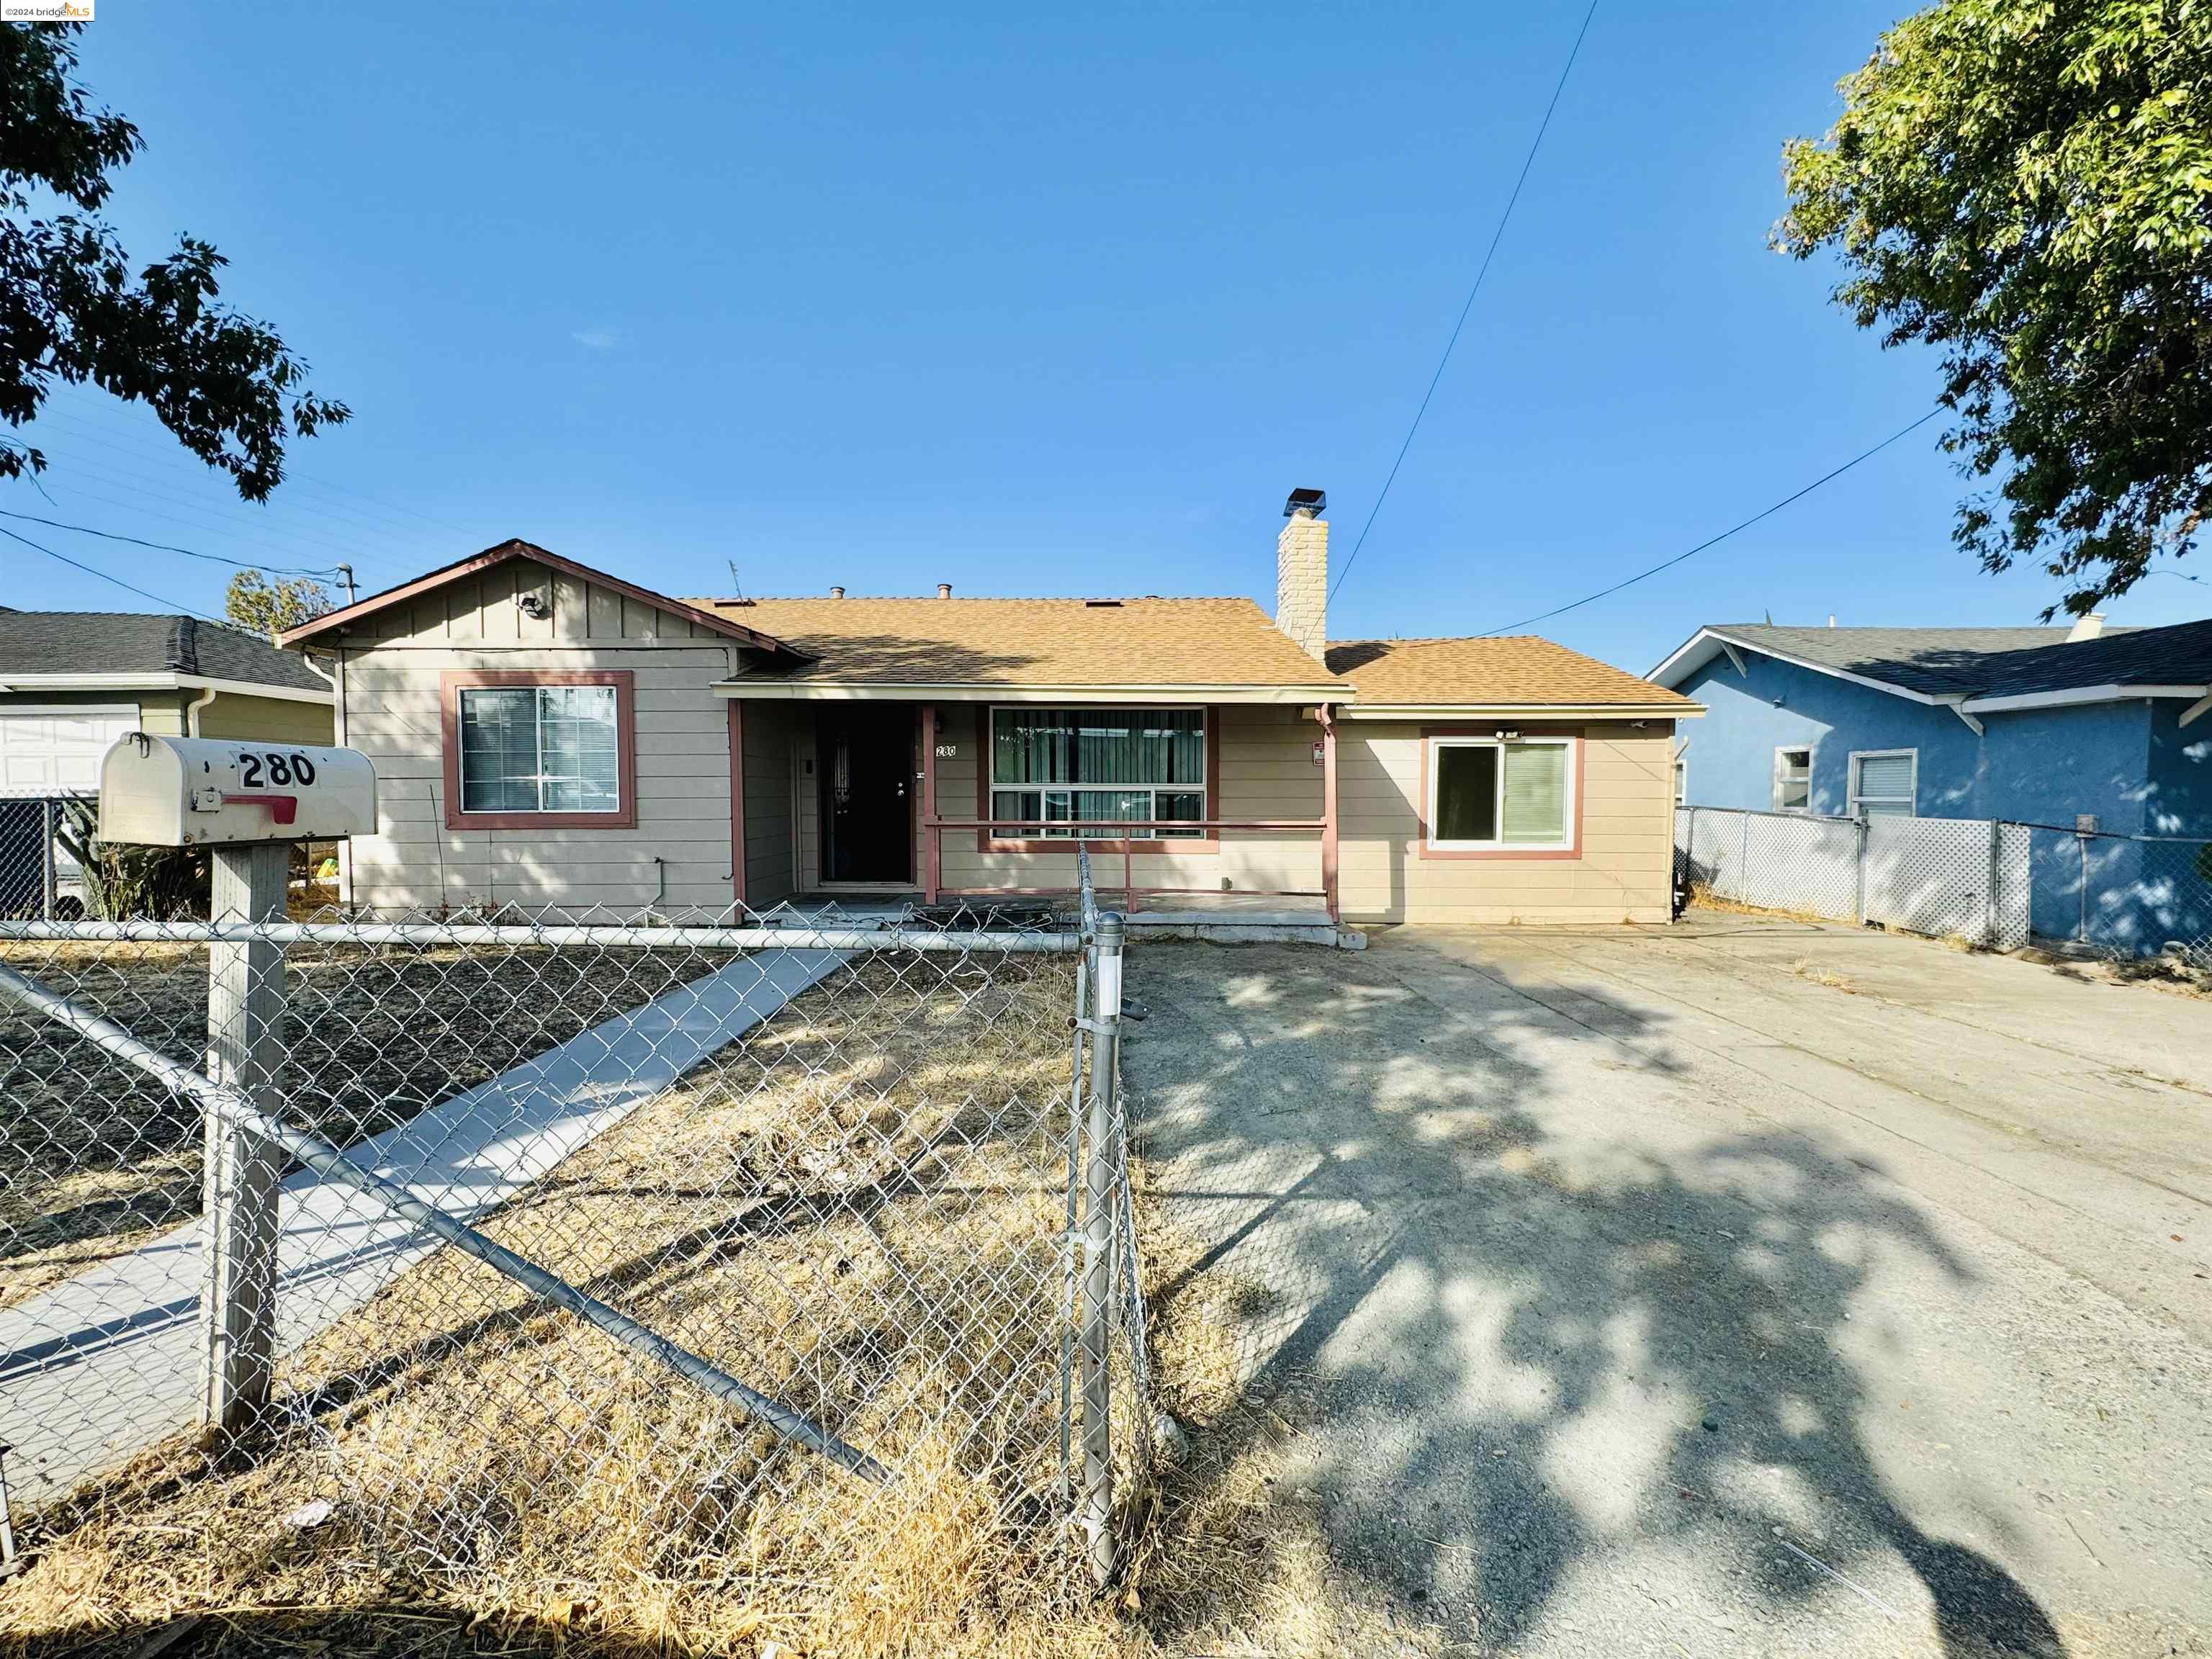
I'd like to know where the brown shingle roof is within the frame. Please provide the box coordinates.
[1324,637,1696,709]
[693,596,1349,689]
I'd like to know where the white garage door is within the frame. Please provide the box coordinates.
[0,709,140,791]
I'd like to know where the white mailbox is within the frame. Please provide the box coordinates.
[99,734,378,846]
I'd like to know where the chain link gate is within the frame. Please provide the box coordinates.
[0,853,1154,1629]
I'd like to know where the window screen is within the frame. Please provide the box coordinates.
[1851,752,1915,817]
[459,683,621,814]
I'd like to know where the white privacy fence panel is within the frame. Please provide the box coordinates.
[1676,806,2032,950]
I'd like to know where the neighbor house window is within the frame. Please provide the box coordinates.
[1425,736,1575,852]
[442,670,635,828]
[1773,746,1812,811]
[989,707,1206,839]
[1848,750,1917,818]
[1673,756,1687,805]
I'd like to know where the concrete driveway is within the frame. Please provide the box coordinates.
[1124,914,2212,1658]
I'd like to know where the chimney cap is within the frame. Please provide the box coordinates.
[1283,487,1327,518]
[830,585,845,598]
[937,583,953,599]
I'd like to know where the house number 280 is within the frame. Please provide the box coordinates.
[239,752,319,788]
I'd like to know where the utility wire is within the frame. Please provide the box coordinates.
[1329,0,1601,605]
[0,506,345,577]
[0,523,228,624]
[1480,405,1945,635]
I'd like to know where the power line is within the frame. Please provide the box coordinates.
[0,507,346,577]
[1479,405,1946,636]
[1329,0,1601,605]
[37,399,479,539]
[0,523,228,624]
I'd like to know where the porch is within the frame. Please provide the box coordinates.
[724,695,1345,927]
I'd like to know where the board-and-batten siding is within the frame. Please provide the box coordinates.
[1337,721,1676,925]
[331,563,739,913]
[928,703,1324,895]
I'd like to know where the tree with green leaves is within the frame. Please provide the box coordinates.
[0,23,346,499]
[1779,0,2212,616]
[225,569,331,637]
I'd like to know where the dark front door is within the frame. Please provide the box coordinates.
[819,708,914,884]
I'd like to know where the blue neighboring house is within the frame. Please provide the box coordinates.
[1648,615,2212,951]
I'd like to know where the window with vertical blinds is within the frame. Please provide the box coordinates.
[989,708,1206,837]
[1426,736,1575,850]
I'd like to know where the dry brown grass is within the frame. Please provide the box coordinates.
[0,938,1417,1659]
[1789,958,1861,994]
[0,940,744,1310]
[1681,886,1838,928]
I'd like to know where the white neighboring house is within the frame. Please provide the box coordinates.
[0,608,333,902]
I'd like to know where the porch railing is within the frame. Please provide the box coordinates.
[921,816,1336,920]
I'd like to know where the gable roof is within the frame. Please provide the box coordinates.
[1324,636,1697,714]
[696,595,1347,698]
[1649,620,2208,710]
[0,611,328,695]
[278,539,811,659]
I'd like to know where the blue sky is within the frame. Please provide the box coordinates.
[8,1,2206,673]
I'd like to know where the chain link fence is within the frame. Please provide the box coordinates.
[1676,805,2211,963]
[0,850,1154,1637]
[0,791,86,921]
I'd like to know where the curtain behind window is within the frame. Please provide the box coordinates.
[993,709,1203,785]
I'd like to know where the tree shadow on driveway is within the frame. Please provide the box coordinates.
[1124,940,2065,1658]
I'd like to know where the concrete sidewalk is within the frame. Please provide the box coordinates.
[0,948,842,1502]
[1125,919,2212,1658]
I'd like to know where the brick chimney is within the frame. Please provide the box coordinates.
[1275,487,1328,661]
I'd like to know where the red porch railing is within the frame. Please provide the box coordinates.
[920,817,1336,920]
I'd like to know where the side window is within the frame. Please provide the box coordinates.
[1773,746,1812,811]
[1849,750,1917,818]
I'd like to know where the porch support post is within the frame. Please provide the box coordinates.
[1321,703,1341,925]
[727,700,747,914]
[920,703,940,907]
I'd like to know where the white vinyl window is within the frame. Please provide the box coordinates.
[459,684,621,814]
[989,707,1206,838]
[1848,749,1917,818]
[1673,756,1687,806]
[1426,736,1575,851]
[1773,746,1812,812]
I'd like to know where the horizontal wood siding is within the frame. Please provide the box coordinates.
[335,563,737,912]
[194,692,335,745]
[1338,721,1676,924]
[935,703,1323,894]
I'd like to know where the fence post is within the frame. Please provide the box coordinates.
[2077,832,2090,943]
[38,799,56,921]
[1077,912,1124,1585]
[1853,813,1869,925]
[198,842,289,1445]
[1985,818,2000,946]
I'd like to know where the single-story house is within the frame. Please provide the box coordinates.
[0,609,333,791]
[1649,616,2212,834]
[1650,616,2212,950]
[279,493,1699,927]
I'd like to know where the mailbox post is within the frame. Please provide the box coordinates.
[202,840,288,1441]
[97,735,377,1447]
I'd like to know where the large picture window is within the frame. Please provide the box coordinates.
[989,707,1206,839]
[442,671,636,829]
[1425,735,1576,852]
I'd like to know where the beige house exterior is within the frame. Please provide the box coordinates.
[282,501,1698,927]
